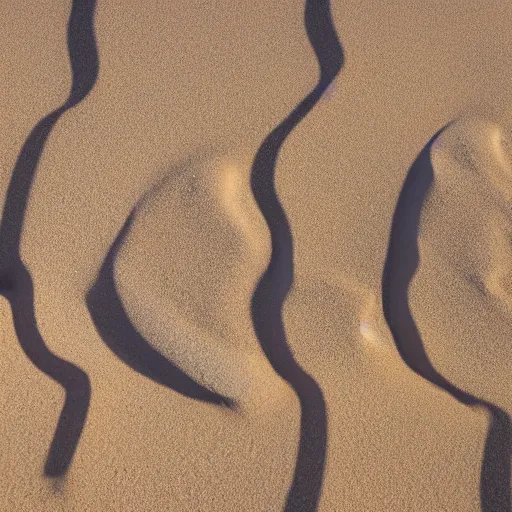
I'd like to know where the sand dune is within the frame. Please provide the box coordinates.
[2,0,512,511]
[113,153,290,410]
[410,118,512,411]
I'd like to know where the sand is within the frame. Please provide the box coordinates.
[1,0,511,511]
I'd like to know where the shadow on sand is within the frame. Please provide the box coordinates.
[250,0,343,510]
[86,211,234,408]
[382,125,512,512]
[0,0,99,477]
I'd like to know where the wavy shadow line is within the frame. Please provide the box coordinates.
[0,0,99,477]
[382,125,512,511]
[86,211,234,408]
[249,1,343,510]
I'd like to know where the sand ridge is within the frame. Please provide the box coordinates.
[2,0,512,511]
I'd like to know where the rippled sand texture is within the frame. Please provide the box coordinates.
[2,0,512,511]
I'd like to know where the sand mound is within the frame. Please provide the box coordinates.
[4,0,512,510]
[408,118,512,412]
[114,153,290,410]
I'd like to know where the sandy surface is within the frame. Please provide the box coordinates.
[1,1,511,511]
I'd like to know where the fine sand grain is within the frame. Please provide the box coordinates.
[2,1,512,511]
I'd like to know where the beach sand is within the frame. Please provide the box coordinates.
[1,1,511,510]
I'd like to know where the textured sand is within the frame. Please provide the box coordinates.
[1,1,512,511]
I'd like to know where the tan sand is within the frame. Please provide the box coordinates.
[1,0,512,511]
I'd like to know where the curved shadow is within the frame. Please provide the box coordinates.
[382,125,512,511]
[86,211,234,408]
[0,0,99,477]
[250,1,343,510]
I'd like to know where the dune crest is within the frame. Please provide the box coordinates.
[114,153,291,411]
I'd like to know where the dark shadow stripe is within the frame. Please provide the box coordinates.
[86,211,234,409]
[0,0,99,477]
[382,125,512,512]
[250,1,343,510]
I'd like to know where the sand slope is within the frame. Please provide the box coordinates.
[114,153,290,410]
[412,118,512,412]
[2,0,512,511]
